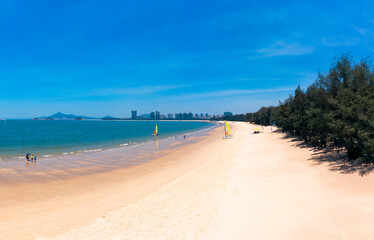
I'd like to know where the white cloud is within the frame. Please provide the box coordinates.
[254,41,314,58]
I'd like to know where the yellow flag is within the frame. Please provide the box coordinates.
[225,121,230,136]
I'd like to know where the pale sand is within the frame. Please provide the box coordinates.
[2,122,374,239]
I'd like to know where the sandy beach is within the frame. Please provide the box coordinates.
[1,122,374,239]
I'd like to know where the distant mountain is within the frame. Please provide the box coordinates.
[49,112,77,119]
[101,116,117,120]
[38,112,99,120]
[34,112,123,120]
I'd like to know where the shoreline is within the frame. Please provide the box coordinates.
[0,123,220,185]
[2,122,374,239]
[0,121,218,163]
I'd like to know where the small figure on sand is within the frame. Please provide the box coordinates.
[183,135,186,140]
[25,153,37,161]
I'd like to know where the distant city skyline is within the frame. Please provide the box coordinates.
[0,1,373,118]
[29,110,230,120]
[133,110,229,120]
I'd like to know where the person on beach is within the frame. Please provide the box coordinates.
[33,155,37,161]
[26,153,30,161]
[183,135,186,140]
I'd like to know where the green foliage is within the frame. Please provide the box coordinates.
[252,106,275,126]
[274,54,374,160]
[226,54,374,161]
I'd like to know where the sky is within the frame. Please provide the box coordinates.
[0,0,373,118]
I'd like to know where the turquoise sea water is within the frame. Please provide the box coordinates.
[0,120,214,160]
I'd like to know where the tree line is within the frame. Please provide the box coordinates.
[223,55,374,161]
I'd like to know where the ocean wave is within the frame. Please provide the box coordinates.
[83,149,102,153]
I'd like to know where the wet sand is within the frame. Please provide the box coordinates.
[2,122,374,239]
[0,125,216,184]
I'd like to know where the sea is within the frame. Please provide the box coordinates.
[0,120,215,161]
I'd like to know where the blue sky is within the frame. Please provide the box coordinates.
[0,0,373,118]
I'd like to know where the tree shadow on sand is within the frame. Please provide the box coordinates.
[281,134,374,176]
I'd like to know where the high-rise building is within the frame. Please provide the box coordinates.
[168,113,173,119]
[175,113,183,120]
[205,113,208,119]
[200,113,204,119]
[131,110,137,119]
[155,111,160,120]
[150,112,155,120]
[194,114,199,119]
[224,112,233,116]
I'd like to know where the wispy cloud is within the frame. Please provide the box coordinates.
[88,85,187,96]
[351,24,367,35]
[253,41,314,58]
[172,87,295,100]
[321,38,358,47]
[236,78,258,82]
